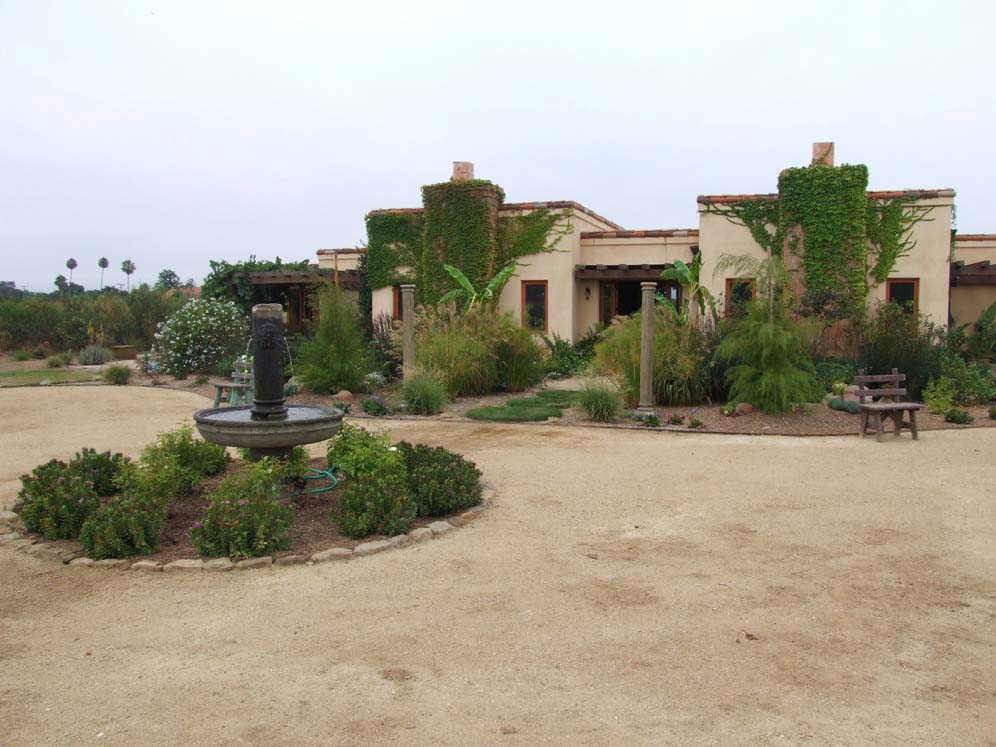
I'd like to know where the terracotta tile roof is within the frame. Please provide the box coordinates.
[697,189,956,205]
[954,234,996,242]
[580,229,699,240]
[317,247,366,255]
[367,200,624,231]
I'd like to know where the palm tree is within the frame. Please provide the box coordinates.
[121,259,136,291]
[98,257,109,289]
[658,252,717,323]
[66,258,78,289]
[439,263,517,311]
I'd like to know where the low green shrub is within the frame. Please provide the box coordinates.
[57,351,73,366]
[667,413,685,425]
[192,460,293,558]
[13,350,30,362]
[397,442,482,516]
[401,372,448,415]
[829,398,861,414]
[497,324,545,392]
[989,405,996,420]
[79,496,163,559]
[32,346,46,359]
[361,396,390,416]
[923,377,956,414]
[328,425,415,537]
[579,381,622,422]
[102,364,132,385]
[46,356,62,368]
[814,357,857,393]
[18,465,100,539]
[124,426,228,507]
[543,329,600,376]
[634,412,660,427]
[77,344,110,365]
[70,448,129,497]
[858,303,942,399]
[944,408,974,425]
[689,417,705,429]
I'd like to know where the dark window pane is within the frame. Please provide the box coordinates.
[524,283,546,331]
[727,280,753,318]
[888,281,916,312]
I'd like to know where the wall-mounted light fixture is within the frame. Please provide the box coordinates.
[584,287,591,301]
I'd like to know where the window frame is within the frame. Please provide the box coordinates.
[724,278,756,317]
[392,285,404,321]
[521,280,549,333]
[885,278,919,315]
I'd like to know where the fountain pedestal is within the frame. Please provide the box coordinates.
[193,304,343,461]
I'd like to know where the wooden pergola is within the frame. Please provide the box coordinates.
[950,260,996,286]
[574,263,674,281]
[232,269,360,334]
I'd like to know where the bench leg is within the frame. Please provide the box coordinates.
[874,412,884,442]
[909,409,919,441]
[230,388,242,407]
[859,411,867,438]
[892,411,903,437]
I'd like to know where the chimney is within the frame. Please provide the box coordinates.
[452,161,474,181]
[811,142,834,166]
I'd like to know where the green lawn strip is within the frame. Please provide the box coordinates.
[0,369,96,387]
[508,390,582,408]
[465,404,564,422]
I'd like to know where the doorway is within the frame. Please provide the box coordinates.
[600,280,680,324]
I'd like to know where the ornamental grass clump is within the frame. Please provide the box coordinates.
[79,496,164,559]
[578,380,622,422]
[401,371,448,415]
[192,459,293,558]
[327,424,415,538]
[152,298,248,378]
[102,364,132,385]
[396,442,482,516]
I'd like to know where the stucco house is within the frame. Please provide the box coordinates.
[354,145,995,341]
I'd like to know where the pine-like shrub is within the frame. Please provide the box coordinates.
[298,285,369,394]
[397,442,482,516]
[716,302,822,414]
[192,460,293,558]
[579,380,622,422]
[79,496,163,559]
[401,371,448,415]
[152,298,248,377]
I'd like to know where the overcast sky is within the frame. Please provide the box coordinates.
[2,0,993,291]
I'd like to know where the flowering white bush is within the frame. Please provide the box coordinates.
[152,299,248,377]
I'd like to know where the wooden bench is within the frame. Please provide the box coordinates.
[856,368,924,442]
[210,357,254,408]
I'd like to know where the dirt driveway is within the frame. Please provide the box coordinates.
[1,387,994,746]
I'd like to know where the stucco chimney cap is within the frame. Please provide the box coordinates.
[452,161,474,181]
[812,142,835,166]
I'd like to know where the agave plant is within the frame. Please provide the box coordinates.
[439,263,517,311]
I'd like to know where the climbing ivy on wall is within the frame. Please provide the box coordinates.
[866,197,933,285]
[201,256,311,316]
[419,180,503,304]
[703,162,934,319]
[778,164,869,317]
[364,178,572,307]
[364,212,424,290]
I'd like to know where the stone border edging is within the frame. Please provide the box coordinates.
[0,484,495,573]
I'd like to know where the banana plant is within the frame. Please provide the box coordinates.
[658,253,717,323]
[439,263,517,311]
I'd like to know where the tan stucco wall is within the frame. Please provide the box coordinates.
[951,238,996,328]
[372,286,394,321]
[316,250,363,272]
[697,197,954,323]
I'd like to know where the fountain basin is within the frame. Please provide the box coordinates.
[193,405,344,457]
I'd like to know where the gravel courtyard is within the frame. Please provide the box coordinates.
[1,387,994,746]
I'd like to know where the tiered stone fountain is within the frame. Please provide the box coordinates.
[193,304,343,460]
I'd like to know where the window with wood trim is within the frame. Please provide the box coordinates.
[724,278,756,318]
[521,280,548,332]
[885,278,918,314]
[392,285,404,321]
